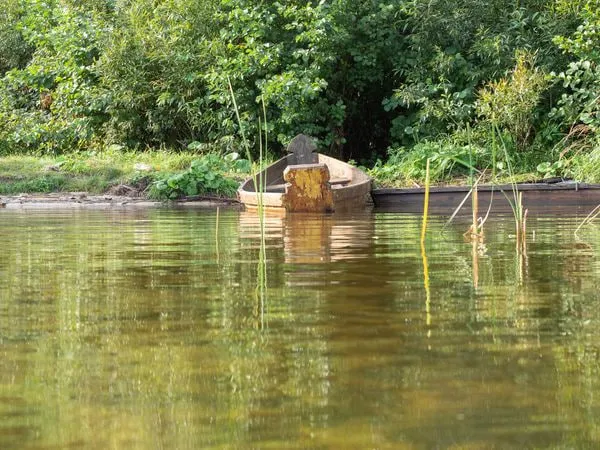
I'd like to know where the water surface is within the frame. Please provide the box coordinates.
[1,208,600,449]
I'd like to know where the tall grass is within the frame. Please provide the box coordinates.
[574,204,600,237]
[420,159,431,247]
[420,159,432,334]
[442,170,491,239]
[495,126,528,253]
[228,78,268,329]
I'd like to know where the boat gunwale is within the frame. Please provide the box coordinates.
[371,182,600,196]
[237,153,372,211]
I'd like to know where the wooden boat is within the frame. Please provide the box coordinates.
[371,181,600,215]
[238,135,372,213]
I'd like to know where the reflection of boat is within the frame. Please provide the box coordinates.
[238,135,372,213]
[238,211,374,264]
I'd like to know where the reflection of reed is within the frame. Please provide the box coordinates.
[421,240,431,330]
[516,218,528,284]
[472,239,479,289]
[421,159,431,334]
[238,211,276,329]
[256,230,267,330]
[516,245,528,284]
[215,207,220,264]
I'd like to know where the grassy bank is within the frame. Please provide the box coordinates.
[3,138,600,199]
[365,133,600,188]
[0,149,251,198]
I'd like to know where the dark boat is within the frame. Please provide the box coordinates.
[238,135,372,213]
[372,181,600,215]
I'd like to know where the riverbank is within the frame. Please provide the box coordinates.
[0,151,193,195]
[0,192,241,209]
[0,150,251,200]
[0,150,582,208]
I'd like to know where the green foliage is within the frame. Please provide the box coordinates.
[0,0,109,154]
[476,51,549,151]
[570,138,600,182]
[150,153,249,199]
[384,0,576,147]
[97,0,220,148]
[0,0,595,187]
[552,3,600,134]
[369,140,486,185]
[536,159,568,178]
[0,0,33,75]
[208,0,407,158]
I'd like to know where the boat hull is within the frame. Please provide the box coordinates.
[372,182,600,215]
[238,154,372,213]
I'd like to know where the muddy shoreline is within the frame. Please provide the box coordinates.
[0,192,239,210]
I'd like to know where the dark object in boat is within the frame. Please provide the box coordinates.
[238,134,372,213]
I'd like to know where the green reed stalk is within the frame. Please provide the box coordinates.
[420,159,431,247]
[420,159,431,333]
[467,123,474,186]
[574,204,600,237]
[491,125,497,179]
[495,125,527,253]
[472,185,479,234]
[228,77,268,328]
[227,77,265,217]
[257,97,268,329]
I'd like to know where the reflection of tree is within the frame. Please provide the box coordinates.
[2,210,600,447]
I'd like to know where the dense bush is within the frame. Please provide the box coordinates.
[553,4,600,134]
[97,0,221,148]
[0,0,598,183]
[0,0,33,75]
[0,0,108,153]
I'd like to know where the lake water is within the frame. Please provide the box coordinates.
[1,207,600,449]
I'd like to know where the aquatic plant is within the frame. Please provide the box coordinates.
[442,170,491,239]
[574,203,600,237]
[419,158,432,331]
[420,158,431,247]
[496,126,528,253]
[229,78,268,328]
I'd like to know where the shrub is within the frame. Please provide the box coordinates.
[150,153,249,199]
[476,51,549,151]
[370,139,486,186]
[552,4,600,135]
[0,0,108,154]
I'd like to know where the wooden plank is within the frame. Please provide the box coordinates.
[330,177,350,186]
[264,177,350,191]
[265,183,285,192]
